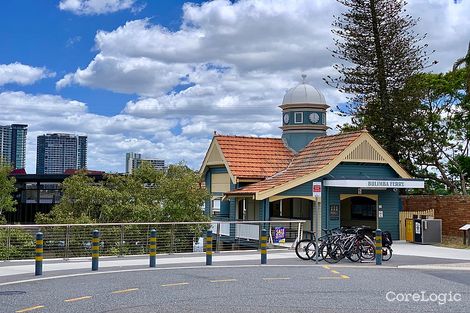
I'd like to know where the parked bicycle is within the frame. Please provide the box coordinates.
[295,227,393,263]
[295,228,341,261]
[320,227,375,263]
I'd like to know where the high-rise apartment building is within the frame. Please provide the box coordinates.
[36,133,87,174]
[10,124,28,169]
[0,124,27,169]
[126,152,142,174]
[126,152,165,174]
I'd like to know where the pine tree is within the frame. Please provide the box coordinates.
[325,0,434,161]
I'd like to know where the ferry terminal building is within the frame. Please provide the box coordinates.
[200,81,424,239]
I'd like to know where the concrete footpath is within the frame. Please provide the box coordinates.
[1,242,469,280]
[392,241,470,260]
[0,250,294,278]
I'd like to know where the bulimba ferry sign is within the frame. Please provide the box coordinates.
[323,179,424,189]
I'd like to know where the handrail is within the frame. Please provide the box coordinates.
[0,220,306,261]
[0,220,307,228]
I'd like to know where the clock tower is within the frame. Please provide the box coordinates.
[280,75,329,152]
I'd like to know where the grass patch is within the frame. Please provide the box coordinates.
[436,235,470,249]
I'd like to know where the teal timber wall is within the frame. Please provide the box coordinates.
[324,187,400,239]
[204,166,231,218]
[270,163,401,239]
[326,163,401,239]
[328,162,399,179]
[282,132,325,153]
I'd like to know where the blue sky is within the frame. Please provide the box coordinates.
[1,0,469,174]
[0,0,202,116]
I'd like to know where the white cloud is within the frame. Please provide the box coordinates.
[0,91,180,173]
[48,0,470,172]
[57,54,190,96]
[58,0,138,15]
[0,63,55,86]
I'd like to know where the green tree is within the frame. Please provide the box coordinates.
[403,69,469,194]
[325,0,433,161]
[0,165,16,223]
[36,173,106,223]
[37,163,210,224]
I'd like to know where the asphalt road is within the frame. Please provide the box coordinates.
[1,265,469,313]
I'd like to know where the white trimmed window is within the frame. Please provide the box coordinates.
[294,112,303,124]
[212,198,221,215]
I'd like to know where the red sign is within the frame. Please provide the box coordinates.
[312,182,322,198]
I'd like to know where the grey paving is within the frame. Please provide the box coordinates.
[1,250,469,285]
[1,265,469,313]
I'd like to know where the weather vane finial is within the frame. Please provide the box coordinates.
[301,74,307,83]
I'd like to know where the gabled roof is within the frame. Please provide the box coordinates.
[199,135,294,181]
[226,130,411,199]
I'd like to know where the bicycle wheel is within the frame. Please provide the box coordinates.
[382,246,392,261]
[359,239,375,260]
[321,242,343,264]
[346,243,360,262]
[295,239,313,260]
[306,242,318,260]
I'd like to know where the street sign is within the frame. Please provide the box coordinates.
[311,182,322,264]
[459,224,470,231]
[312,182,322,198]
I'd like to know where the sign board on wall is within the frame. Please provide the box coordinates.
[312,182,322,198]
[329,205,339,220]
[323,179,424,189]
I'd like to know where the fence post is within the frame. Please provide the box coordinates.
[260,229,267,264]
[92,230,100,271]
[35,232,43,276]
[206,230,212,265]
[375,229,382,266]
[149,229,157,268]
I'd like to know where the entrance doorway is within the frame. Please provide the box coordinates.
[340,195,377,229]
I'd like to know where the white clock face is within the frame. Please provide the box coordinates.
[283,113,289,124]
[309,112,320,124]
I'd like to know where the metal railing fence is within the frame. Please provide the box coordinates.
[0,220,305,261]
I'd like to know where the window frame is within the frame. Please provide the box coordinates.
[294,112,303,124]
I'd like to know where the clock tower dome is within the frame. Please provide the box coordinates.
[280,75,329,152]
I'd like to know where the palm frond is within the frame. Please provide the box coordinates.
[453,58,466,71]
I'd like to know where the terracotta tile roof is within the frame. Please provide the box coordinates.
[215,135,294,179]
[226,131,365,195]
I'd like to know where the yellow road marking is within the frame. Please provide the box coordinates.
[111,288,139,294]
[262,277,291,281]
[161,282,189,287]
[210,279,237,283]
[15,305,45,313]
[331,270,340,274]
[341,275,350,279]
[322,265,330,269]
[64,296,92,303]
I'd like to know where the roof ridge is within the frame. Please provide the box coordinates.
[215,134,283,140]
